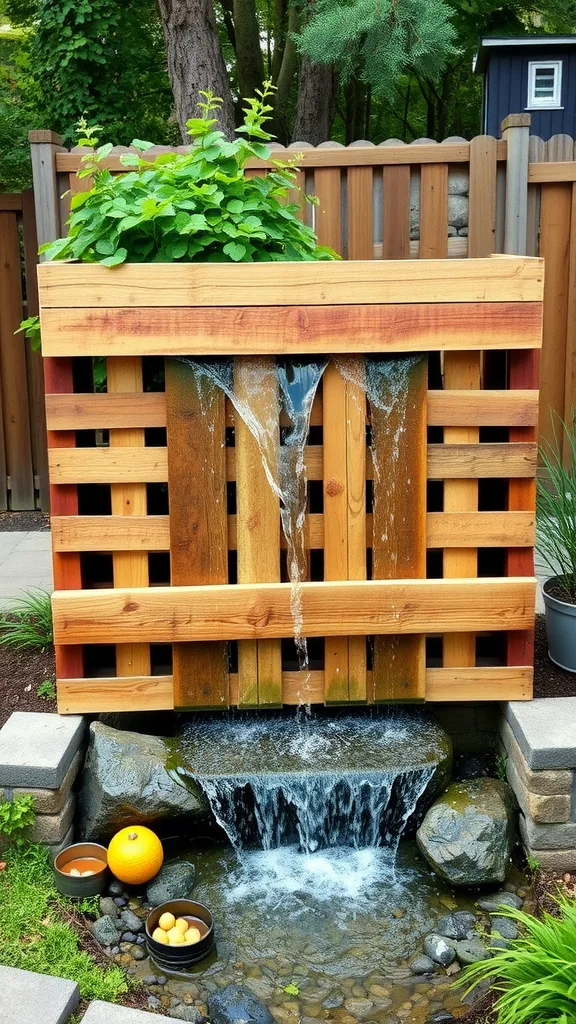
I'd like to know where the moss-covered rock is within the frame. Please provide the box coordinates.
[416,778,517,887]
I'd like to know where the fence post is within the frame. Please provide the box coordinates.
[501,114,531,256]
[29,131,65,251]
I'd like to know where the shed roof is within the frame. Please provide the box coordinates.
[474,35,576,74]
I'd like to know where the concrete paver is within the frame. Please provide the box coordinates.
[0,531,53,609]
[505,697,576,770]
[82,1001,169,1023]
[0,965,79,1024]
[0,711,85,788]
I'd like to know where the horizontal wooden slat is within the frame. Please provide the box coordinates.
[52,510,535,552]
[45,389,540,432]
[528,162,576,183]
[56,664,532,712]
[54,141,507,175]
[37,258,544,309]
[0,194,23,211]
[426,389,539,426]
[52,577,535,645]
[40,302,543,357]
[48,442,537,484]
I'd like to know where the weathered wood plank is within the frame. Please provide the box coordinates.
[57,675,174,714]
[382,165,410,260]
[372,357,428,701]
[52,577,536,646]
[539,182,571,451]
[420,164,448,258]
[529,161,576,182]
[323,363,350,702]
[37,258,545,309]
[45,392,167,430]
[165,358,229,709]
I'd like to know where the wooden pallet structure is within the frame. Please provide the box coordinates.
[38,256,543,713]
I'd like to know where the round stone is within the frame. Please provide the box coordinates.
[423,935,456,967]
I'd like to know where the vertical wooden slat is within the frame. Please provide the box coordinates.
[372,356,428,701]
[526,137,546,257]
[166,358,229,709]
[419,165,448,258]
[107,357,151,677]
[382,165,410,260]
[347,165,373,260]
[346,368,367,702]
[0,211,35,509]
[234,358,282,707]
[539,181,571,450]
[565,181,576,451]
[501,114,530,256]
[323,363,350,702]
[314,163,343,255]
[22,188,50,512]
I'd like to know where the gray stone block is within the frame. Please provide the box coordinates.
[45,824,74,859]
[506,757,571,824]
[500,719,573,795]
[0,712,84,788]
[520,812,576,850]
[82,1001,168,1022]
[0,965,79,1024]
[1,748,83,814]
[522,844,576,873]
[29,795,76,844]
[505,699,576,770]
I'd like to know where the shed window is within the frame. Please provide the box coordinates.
[527,61,562,108]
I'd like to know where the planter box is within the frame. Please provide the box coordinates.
[38,257,543,713]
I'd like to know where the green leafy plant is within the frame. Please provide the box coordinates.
[41,86,338,266]
[283,983,300,995]
[495,752,508,782]
[527,854,541,876]
[15,315,41,352]
[0,842,127,1001]
[537,413,576,604]
[0,795,35,837]
[0,589,53,652]
[36,679,57,701]
[460,895,576,1024]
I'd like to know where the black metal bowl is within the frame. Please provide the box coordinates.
[146,899,214,970]
[53,841,110,897]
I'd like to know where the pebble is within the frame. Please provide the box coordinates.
[119,909,144,933]
[168,1008,205,1023]
[121,931,137,943]
[131,946,146,960]
[368,985,390,998]
[343,999,374,1019]
[92,915,120,947]
[113,897,128,907]
[99,896,119,919]
[478,892,523,912]
[423,935,456,967]
[409,955,435,975]
[322,994,344,1009]
[148,995,163,1010]
[436,912,476,940]
[454,939,489,964]
[107,880,124,897]
[490,937,511,949]
[491,916,518,940]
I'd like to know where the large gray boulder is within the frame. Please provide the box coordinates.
[416,779,516,887]
[208,985,274,1024]
[79,723,208,840]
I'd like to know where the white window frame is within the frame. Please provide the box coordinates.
[527,60,562,109]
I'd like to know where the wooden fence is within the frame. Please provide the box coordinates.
[38,257,542,713]
[0,191,48,510]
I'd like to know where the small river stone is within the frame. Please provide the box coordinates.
[99,896,119,919]
[119,909,144,933]
[427,1013,456,1023]
[455,939,490,964]
[491,937,511,949]
[148,996,163,1010]
[108,880,124,896]
[131,946,147,960]
[343,999,374,1019]
[121,931,137,943]
[424,935,456,967]
[410,954,435,974]
[92,914,120,947]
[169,1007,205,1023]
[322,994,344,1009]
[436,912,476,940]
[491,916,518,940]
[114,897,128,907]
[208,984,274,1024]
[478,892,522,912]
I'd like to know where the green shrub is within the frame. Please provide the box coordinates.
[0,795,35,838]
[40,86,338,266]
[460,895,576,1024]
[0,843,127,1002]
[0,589,53,652]
[37,679,57,701]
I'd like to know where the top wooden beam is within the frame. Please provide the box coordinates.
[38,258,544,309]
[528,162,576,182]
[54,140,507,174]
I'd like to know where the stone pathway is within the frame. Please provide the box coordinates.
[0,531,53,609]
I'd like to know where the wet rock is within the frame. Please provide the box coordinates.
[148,995,163,1010]
[147,860,196,905]
[344,999,374,1019]
[416,779,517,886]
[121,931,137,943]
[79,722,209,838]
[99,896,119,919]
[169,1008,205,1023]
[143,974,160,986]
[114,897,127,908]
[244,978,275,1002]
[491,936,511,949]
[322,994,344,1009]
[208,985,274,1024]
[107,879,124,897]
[424,934,456,967]
[455,938,490,964]
[427,1014,456,1023]
[92,914,120,947]
[436,911,476,940]
[478,891,523,912]
[491,916,518,940]
[119,909,144,933]
[131,946,147,960]
[409,954,435,974]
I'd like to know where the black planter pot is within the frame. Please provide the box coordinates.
[53,842,110,897]
[146,899,214,971]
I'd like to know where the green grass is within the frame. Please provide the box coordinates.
[0,843,128,1002]
[36,679,57,701]
[0,590,53,652]
[460,894,576,1024]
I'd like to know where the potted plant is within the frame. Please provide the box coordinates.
[537,414,576,672]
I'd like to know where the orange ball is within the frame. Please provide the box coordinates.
[107,825,164,885]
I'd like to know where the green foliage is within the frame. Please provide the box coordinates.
[495,753,508,782]
[0,589,53,652]
[16,315,41,352]
[296,0,457,98]
[537,414,576,603]
[460,895,576,1024]
[0,842,127,1001]
[0,795,35,837]
[41,88,338,266]
[36,679,57,701]
[527,854,541,875]
[284,983,300,995]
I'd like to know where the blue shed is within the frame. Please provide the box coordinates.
[474,36,576,139]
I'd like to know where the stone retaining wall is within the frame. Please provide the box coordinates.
[499,698,576,873]
[0,712,85,855]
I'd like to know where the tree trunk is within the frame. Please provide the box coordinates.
[233,0,265,99]
[156,0,235,140]
[270,0,300,143]
[292,57,336,143]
